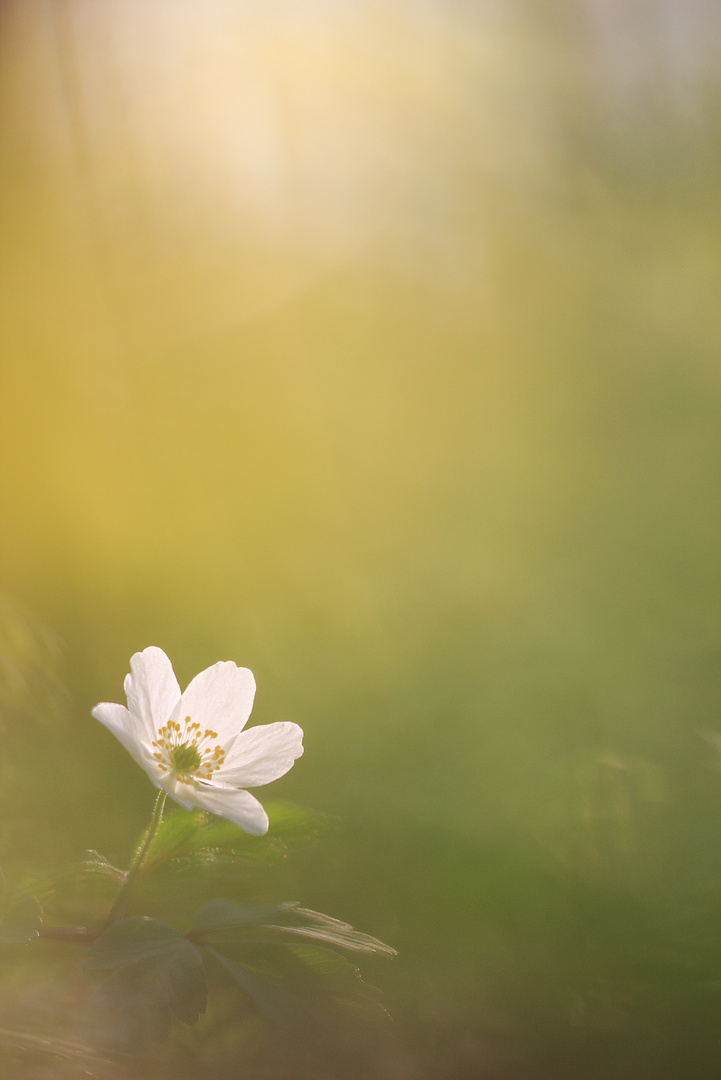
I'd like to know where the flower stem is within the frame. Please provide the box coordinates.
[103,790,167,927]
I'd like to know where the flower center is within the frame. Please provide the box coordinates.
[152,715,226,787]
[172,743,201,772]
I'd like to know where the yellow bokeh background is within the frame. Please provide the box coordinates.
[1,2,721,1076]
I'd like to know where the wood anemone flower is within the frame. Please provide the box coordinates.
[92,647,304,835]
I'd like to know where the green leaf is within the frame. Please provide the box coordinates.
[205,939,385,1028]
[73,850,125,881]
[142,810,207,866]
[142,801,327,873]
[98,940,206,1024]
[206,943,319,1027]
[64,857,126,896]
[0,895,42,944]
[192,899,300,935]
[88,918,207,1048]
[196,899,394,1028]
[264,801,331,841]
[270,908,397,954]
[163,939,208,1024]
[85,917,184,969]
[287,942,389,1016]
[48,852,125,921]
[191,898,395,955]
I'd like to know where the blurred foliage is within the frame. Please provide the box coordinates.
[0,897,42,946]
[0,598,67,732]
[1,0,721,1076]
[0,804,392,1071]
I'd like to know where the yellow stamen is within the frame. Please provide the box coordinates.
[151,713,225,784]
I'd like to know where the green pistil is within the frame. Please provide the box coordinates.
[172,742,201,773]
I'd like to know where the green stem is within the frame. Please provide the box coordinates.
[103,790,167,928]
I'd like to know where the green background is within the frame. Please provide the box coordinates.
[1,1,721,1076]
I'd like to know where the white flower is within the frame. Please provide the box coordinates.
[92,647,304,835]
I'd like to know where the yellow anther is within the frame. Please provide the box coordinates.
[150,714,230,786]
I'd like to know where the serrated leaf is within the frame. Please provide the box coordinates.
[164,939,208,1024]
[142,810,205,866]
[199,900,394,1029]
[181,816,268,853]
[232,939,382,1006]
[190,898,395,955]
[90,921,207,1049]
[192,898,299,935]
[46,853,125,925]
[172,848,284,873]
[0,895,42,944]
[140,810,269,874]
[52,852,125,891]
[99,939,206,1020]
[85,917,183,970]
[77,851,125,878]
[146,843,288,883]
[287,942,376,986]
[271,908,396,954]
[97,954,174,1047]
[264,801,330,841]
[206,943,317,1027]
[142,802,326,874]
[286,942,390,1016]
[205,939,385,1028]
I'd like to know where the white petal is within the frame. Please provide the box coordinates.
[92,702,159,777]
[186,784,270,835]
[158,775,197,809]
[173,661,256,746]
[219,722,304,788]
[124,647,181,738]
